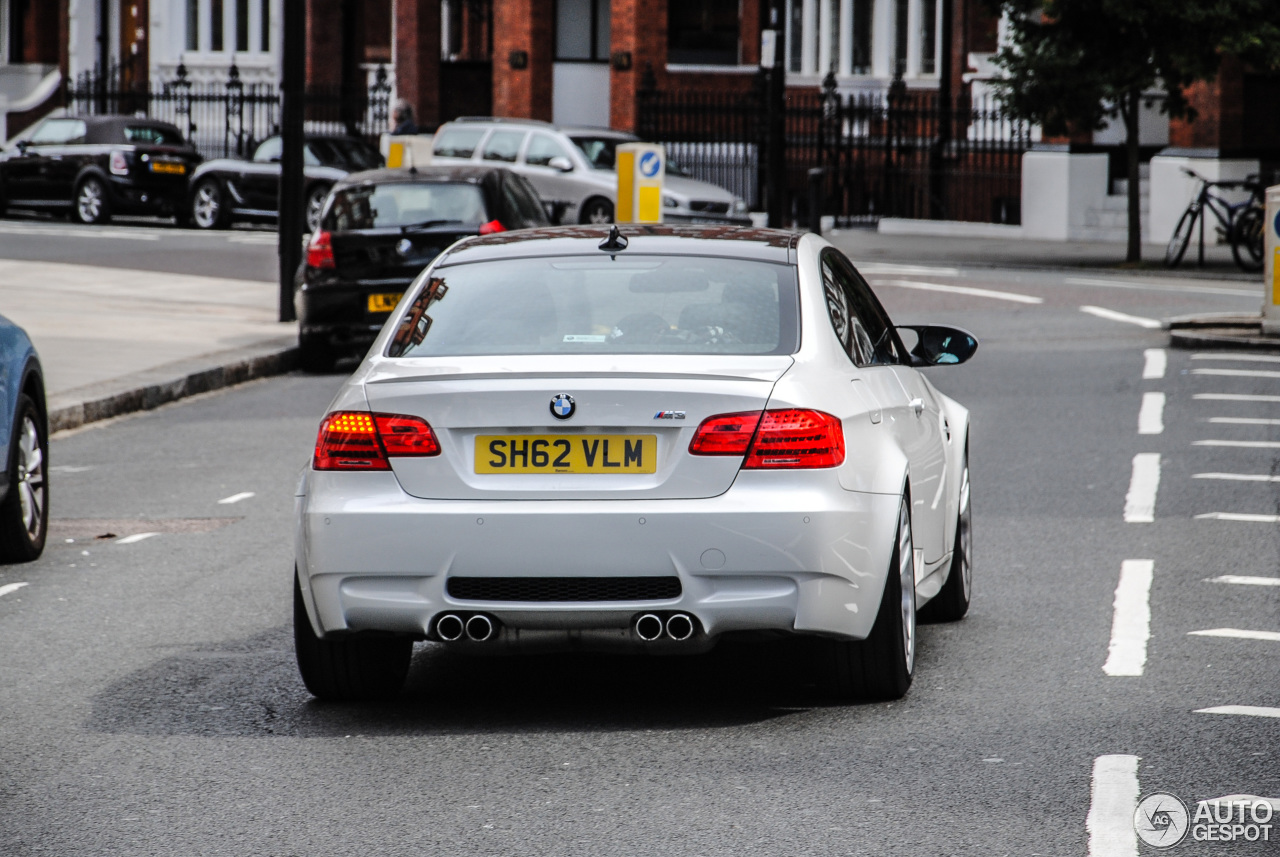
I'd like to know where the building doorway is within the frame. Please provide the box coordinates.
[552,0,609,127]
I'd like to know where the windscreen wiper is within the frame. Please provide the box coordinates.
[401,219,467,233]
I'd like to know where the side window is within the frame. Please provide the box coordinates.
[838,257,902,365]
[482,131,526,163]
[509,176,550,225]
[822,256,874,366]
[29,119,87,146]
[253,137,283,162]
[823,252,901,365]
[433,127,486,158]
[499,175,545,227]
[525,133,572,167]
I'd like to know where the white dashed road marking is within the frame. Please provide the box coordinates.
[0,582,29,598]
[1103,560,1154,677]
[1087,755,1140,857]
[1208,417,1280,425]
[1195,393,1280,403]
[1189,628,1280,642]
[218,492,255,504]
[115,532,160,545]
[1124,454,1160,523]
[1066,277,1259,298]
[1080,306,1161,329]
[1142,349,1166,379]
[872,279,1044,304]
[1207,575,1280,586]
[1192,368,1280,380]
[1138,393,1165,435]
[1193,472,1280,482]
[1194,512,1280,523]
[1196,706,1280,719]
[1192,353,1280,363]
[1193,440,1280,449]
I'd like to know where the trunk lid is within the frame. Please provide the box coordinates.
[361,354,793,500]
[332,226,475,283]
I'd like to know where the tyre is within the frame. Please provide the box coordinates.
[190,178,229,229]
[72,176,112,225]
[579,197,614,225]
[298,335,337,373]
[1164,205,1197,268]
[822,495,916,701]
[0,395,48,563]
[304,183,331,233]
[293,572,413,701]
[1231,206,1265,273]
[920,455,971,622]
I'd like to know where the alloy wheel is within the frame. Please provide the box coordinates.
[77,180,104,223]
[305,187,328,232]
[15,415,44,541]
[898,499,916,675]
[957,464,972,602]
[193,183,221,228]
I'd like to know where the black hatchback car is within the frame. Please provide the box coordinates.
[0,115,201,224]
[296,165,550,370]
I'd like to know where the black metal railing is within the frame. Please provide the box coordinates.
[67,62,393,160]
[637,72,1033,225]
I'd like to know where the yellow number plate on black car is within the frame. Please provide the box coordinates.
[150,161,186,174]
[367,293,402,312]
[476,435,657,474]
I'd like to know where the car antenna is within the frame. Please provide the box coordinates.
[598,224,628,252]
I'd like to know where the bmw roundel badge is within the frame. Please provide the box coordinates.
[396,238,414,256]
[550,394,576,420]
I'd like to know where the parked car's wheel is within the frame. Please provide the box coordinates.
[822,494,915,701]
[294,572,412,701]
[191,178,229,229]
[579,197,614,224]
[920,454,971,622]
[304,183,331,233]
[0,394,47,563]
[72,176,111,225]
[298,335,337,373]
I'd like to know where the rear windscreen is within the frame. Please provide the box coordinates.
[387,255,799,357]
[326,183,487,231]
[125,125,184,146]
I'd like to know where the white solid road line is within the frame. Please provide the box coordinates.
[1103,560,1154,677]
[1189,628,1280,642]
[1138,393,1165,435]
[1209,417,1280,426]
[1194,439,1280,449]
[1192,353,1280,363]
[1124,454,1160,523]
[0,223,161,241]
[1066,277,1259,298]
[1087,755,1140,857]
[218,491,256,504]
[873,279,1044,304]
[115,532,160,545]
[0,581,29,598]
[1194,393,1280,402]
[1080,306,1161,329]
[858,262,962,277]
[1194,512,1280,523]
[1142,349,1166,379]
[1208,574,1280,586]
[1196,706,1280,718]
[1192,368,1280,379]
[1193,472,1280,482]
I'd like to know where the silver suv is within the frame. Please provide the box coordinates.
[430,119,751,226]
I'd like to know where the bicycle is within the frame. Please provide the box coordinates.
[1165,168,1264,272]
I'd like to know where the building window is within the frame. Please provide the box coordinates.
[186,0,200,50]
[787,0,872,76]
[236,0,249,51]
[892,0,907,77]
[261,0,271,52]
[668,0,739,65]
[210,0,224,51]
[555,0,609,61]
[919,0,938,74]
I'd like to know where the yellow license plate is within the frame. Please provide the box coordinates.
[476,434,657,474]
[367,293,402,313]
[150,161,185,174]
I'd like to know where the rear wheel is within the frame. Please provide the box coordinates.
[304,183,330,232]
[580,197,613,224]
[191,178,229,229]
[1231,206,1265,273]
[822,495,915,701]
[920,456,971,622]
[0,395,47,563]
[293,572,413,701]
[1164,204,1197,267]
[73,176,111,225]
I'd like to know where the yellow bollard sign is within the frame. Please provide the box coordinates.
[1265,186,1280,332]
[616,143,665,224]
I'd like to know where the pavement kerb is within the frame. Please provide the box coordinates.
[47,335,299,434]
[1164,313,1280,351]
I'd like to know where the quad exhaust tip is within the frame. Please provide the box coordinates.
[635,613,664,642]
[665,613,694,641]
[436,613,465,642]
[465,614,495,642]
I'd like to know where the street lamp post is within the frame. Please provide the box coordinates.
[277,0,305,323]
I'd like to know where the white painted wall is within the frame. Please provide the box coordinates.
[552,63,609,128]
[1021,150,1108,241]
[1148,155,1259,244]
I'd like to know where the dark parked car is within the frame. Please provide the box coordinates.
[188,134,383,232]
[296,164,550,371]
[0,314,46,563]
[0,115,201,224]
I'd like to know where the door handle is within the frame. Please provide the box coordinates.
[909,397,924,415]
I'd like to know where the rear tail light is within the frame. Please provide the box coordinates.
[313,411,440,471]
[109,150,129,175]
[306,230,335,268]
[479,219,506,235]
[689,409,844,469]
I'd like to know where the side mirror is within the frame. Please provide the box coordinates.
[897,325,978,366]
[15,140,28,154]
[547,156,573,172]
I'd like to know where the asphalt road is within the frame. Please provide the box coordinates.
[1,252,1278,855]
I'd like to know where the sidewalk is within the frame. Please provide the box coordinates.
[0,259,298,432]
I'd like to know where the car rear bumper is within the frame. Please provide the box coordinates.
[295,469,901,646]
[297,282,406,349]
[107,175,186,213]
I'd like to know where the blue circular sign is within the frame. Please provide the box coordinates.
[639,151,662,178]
[1274,209,1280,239]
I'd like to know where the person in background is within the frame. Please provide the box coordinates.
[391,99,418,135]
